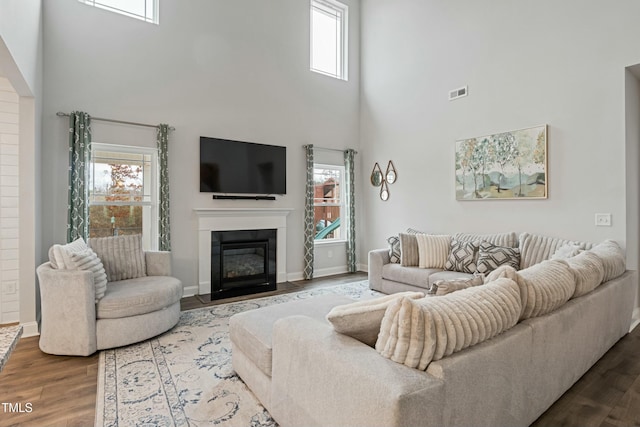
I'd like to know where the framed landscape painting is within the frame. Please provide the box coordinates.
[455,124,547,200]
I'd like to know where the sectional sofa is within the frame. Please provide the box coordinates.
[230,232,636,427]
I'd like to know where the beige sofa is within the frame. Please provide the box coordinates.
[230,232,636,427]
[37,235,182,356]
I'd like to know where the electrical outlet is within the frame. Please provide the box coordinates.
[327,250,333,259]
[595,213,612,227]
[5,282,16,294]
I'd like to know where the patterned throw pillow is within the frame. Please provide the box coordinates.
[445,240,479,273]
[415,234,451,269]
[476,241,521,274]
[387,236,401,264]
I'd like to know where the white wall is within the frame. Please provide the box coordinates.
[42,0,361,290]
[0,0,42,336]
[360,0,640,263]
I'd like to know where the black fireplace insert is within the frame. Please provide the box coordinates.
[210,229,277,300]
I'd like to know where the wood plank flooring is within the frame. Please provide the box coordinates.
[0,272,639,427]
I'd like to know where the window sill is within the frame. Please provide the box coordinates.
[314,239,347,246]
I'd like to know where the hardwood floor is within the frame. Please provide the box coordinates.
[1,272,639,427]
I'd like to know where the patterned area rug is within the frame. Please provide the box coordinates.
[0,324,23,372]
[96,280,379,426]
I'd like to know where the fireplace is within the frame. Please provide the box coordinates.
[210,228,277,300]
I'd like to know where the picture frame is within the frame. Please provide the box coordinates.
[455,124,547,200]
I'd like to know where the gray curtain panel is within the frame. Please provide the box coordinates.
[67,111,91,243]
[157,124,171,251]
[344,149,356,272]
[303,144,315,280]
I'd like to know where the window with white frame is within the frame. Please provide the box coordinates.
[310,0,348,80]
[88,144,159,250]
[78,0,159,24]
[313,164,345,242]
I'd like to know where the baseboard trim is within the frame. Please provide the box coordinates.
[631,307,640,332]
[287,265,368,282]
[182,285,199,298]
[20,321,39,338]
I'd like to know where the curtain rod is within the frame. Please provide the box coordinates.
[56,112,175,131]
[303,144,358,154]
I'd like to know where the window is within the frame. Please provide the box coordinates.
[313,164,345,242]
[88,144,159,250]
[310,0,348,80]
[78,0,159,24]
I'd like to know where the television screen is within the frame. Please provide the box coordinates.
[200,137,287,195]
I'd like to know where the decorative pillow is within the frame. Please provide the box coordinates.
[517,259,576,320]
[326,291,424,347]
[399,233,419,266]
[453,232,518,248]
[476,241,520,274]
[518,232,593,269]
[375,278,521,370]
[69,249,108,301]
[88,234,147,282]
[565,251,605,298]
[589,240,626,282]
[551,243,582,260]
[444,239,479,273]
[49,237,90,269]
[387,236,401,264]
[433,274,484,296]
[415,234,451,269]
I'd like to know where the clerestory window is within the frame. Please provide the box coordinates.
[310,0,348,80]
[77,0,159,24]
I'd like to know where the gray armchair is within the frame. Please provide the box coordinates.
[37,249,182,356]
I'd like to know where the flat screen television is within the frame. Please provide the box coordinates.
[200,136,287,195]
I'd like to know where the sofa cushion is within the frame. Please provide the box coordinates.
[327,291,424,346]
[433,275,484,296]
[565,250,605,298]
[376,277,521,370]
[476,242,520,274]
[589,240,626,282]
[416,234,451,269]
[453,232,518,248]
[382,263,438,290]
[89,234,147,282]
[96,275,182,319]
[517,259,576,320]
[229,294,354,377]
[444,239,479,273]
[518,232,593,269]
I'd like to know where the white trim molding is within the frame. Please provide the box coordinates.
[194,208,293,295]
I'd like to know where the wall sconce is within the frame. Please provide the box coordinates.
[371,160,397,201]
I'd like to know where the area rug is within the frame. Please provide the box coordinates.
[96,280,380,426]
[0,324,23,372]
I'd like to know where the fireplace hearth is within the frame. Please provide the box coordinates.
[210,229,277,300]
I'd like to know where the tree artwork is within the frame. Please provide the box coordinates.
[454,125,547,200]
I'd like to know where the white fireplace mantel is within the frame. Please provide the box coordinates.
[194,208,293,295]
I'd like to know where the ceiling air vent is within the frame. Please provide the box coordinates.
[449,86,468,101]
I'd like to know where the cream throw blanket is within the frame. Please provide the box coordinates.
[375,278,522,370]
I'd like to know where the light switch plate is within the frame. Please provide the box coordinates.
[595,213,612,226]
